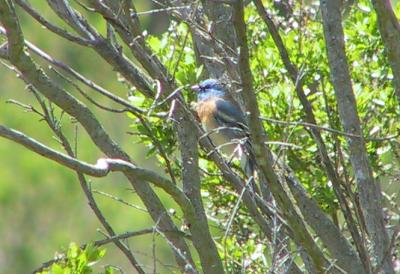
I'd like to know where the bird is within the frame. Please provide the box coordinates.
[191,79,257,183]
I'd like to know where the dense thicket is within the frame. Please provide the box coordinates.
[0,1,399,273]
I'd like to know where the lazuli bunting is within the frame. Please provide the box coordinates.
[191,79,256,180]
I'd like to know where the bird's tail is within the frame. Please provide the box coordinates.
[240,142,259,193]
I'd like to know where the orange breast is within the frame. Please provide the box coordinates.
[196,98,218,131]
[196,97,238,157]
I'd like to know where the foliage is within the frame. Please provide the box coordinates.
[0,0,399,273]
[131,1,399,271]
[37,243,113,274]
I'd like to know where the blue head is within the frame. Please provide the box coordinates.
[191,79,225,101]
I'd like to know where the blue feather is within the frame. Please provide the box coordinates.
[197,88,225,101]
[195,79,226,101]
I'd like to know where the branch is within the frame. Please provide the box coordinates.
[320,1,394,273]
[0,120,199,272]
[0,124,105,177]
[84,2,225,272]
[31,89,146,273]
[261,117,398,142]
[40,0,154,97]
[232,1,328,272]
[175,108,225,273]
[193,0,238,79]
[21,38,145,114]
[253,2,369,271]
[15,38,176,187]
[0,125,194,211]
[0,41,7,57]
[371,0,400,104]
[87,1,302,265]
[88,0,170,90]
[14,0,91,46]
[197,122,303,274]
[0,2,195,270]
[33,228,190,273]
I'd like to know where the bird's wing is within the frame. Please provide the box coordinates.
[215,99,256,178]
[214,99,248,132]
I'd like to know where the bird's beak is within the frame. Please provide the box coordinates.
[191,84,200,91]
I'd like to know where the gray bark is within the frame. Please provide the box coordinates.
[371,0,400,104]
[320,1,394,273]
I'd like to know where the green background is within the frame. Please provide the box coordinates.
[0,2,174,273]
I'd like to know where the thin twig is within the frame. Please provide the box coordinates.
[131,5,190,16]
[51,68,127,113]
[13,1,91,46]
[92,189,148,213]
[25,90,145,274]
[223,176,254,269]
[261,117,398,142]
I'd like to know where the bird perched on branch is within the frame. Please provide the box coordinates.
[191,79,256,181]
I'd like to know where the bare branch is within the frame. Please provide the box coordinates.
[21,38,145,114]
[88,0,170,88]
[0,2,195,270]
[371,0,400,104]
[2,1,395,273]
[33,92,146,273]
[261,117,398,142]
[0,125,195,214]
[175,106,225,274]
[253,2,369,271]
[0,41,7,56]
[36,0,154,97]
[232,1,329,271]
[81,2,227,272]
[320,1,394,273]
[192,110,303,273]
[15,0,91,45]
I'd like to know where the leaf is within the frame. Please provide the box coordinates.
[128,95,145,106]
[51,264,66,274]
